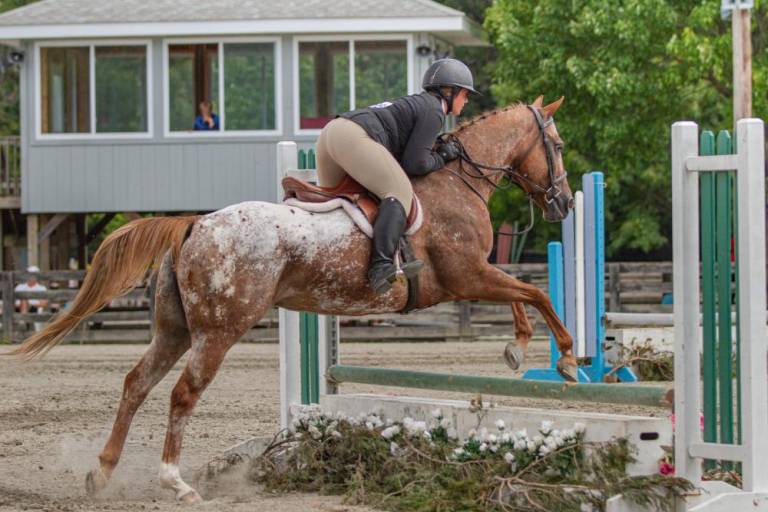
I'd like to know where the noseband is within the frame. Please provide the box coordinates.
[445,105,568,235]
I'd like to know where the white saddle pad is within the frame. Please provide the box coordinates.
[282,196,423,239]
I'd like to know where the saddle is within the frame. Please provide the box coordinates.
[281,175,419,228]
[281,175,422,314]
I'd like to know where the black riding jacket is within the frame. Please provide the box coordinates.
[339,91,446,176]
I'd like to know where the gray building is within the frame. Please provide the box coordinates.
[0,0,482,269]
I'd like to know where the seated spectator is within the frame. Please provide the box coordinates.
[14,265,48,314]
[194,100,219,131]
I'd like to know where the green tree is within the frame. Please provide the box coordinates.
[485,0,767,256]
[0,0,36,136]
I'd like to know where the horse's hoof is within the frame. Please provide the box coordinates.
[556,359,579,383]
[503,343,525,370]
[85,468,108,496]
[178,490,203,504]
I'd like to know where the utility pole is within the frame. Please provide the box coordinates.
[722,0,753,123]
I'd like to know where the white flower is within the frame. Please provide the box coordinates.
[574,422,586,434]
[533,435,544,445]
[467,428,477,439]
[555,436,565,447]
[501,433,511,443]
[488,434,498,444]
[539,445,551,456]
[562,428,575,440]
[478,427,489,441]
[546,437,558,449]
[385,418,394,427]
[308,425,322,440]
[440,418,452,429]
[390,442,401,456]
[422,431,432,441]
[489,444,499,453]
[479,443,488,453]
[495,419,506,430]
[365,422,375,431]
[540,420,554,435]
[527,441,536,452]
[504,452,516,463]
[447,428,458,440]
[516,429,528,439]
[514,440,527,451]
[453,447,465,457]
[431,408,443,419]
[381,425,401,440]
[331,430,342,439]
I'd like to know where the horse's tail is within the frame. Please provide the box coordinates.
[4,215,198,360]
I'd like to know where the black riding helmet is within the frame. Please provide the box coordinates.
[422,58,480,114]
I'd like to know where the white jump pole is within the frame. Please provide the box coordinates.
[574,191,586,356]
[672,119,768,510]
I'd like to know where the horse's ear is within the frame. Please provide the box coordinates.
[542,96,565,117]
[532,95,544,108]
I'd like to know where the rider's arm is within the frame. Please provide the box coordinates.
[400,109,446,176]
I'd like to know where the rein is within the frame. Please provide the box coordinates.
[444,105,568,236]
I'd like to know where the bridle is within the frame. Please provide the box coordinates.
[443,105,569,235]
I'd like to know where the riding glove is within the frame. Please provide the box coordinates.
[436,140,461,163]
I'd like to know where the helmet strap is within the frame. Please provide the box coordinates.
[433,87,457,114]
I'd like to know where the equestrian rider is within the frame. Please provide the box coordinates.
[316,58,479,294]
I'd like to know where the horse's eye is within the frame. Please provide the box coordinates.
[555,144,564,152]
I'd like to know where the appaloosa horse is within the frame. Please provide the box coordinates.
[6,96,575,502]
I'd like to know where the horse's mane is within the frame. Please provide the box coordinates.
[452,102,527,135]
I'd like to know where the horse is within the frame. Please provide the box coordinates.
[5,95,575,503]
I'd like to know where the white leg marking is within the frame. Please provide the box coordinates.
[159,463,199,501]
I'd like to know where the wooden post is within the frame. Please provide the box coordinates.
[39,215,50,271]
[608,264,620,312]
[732,3,752,123]
[458,300,472,338]
[2,271,14,343]
[26,214,38,269]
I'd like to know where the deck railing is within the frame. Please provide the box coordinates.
[0,136,20,197]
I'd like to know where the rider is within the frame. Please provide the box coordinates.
[316,58,479,294]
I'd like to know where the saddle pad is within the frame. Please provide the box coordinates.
[282,196,423,239]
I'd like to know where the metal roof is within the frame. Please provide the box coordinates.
[0,0,485,45]
[0,0,464,25]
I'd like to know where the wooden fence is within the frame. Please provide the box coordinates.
[0,263,673,344]
[0,136,20,197]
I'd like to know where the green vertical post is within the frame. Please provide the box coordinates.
[298,149,307,170]
[299,311,320,404]
[296,148,321,404]
[699,130,717,456]
[715,130,734,450]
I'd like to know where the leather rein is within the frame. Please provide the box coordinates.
[443,105,568,236]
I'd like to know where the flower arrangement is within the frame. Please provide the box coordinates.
[250,406,692,511]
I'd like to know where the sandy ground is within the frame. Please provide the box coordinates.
[0,340,669,511]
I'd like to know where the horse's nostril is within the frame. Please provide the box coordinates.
[567,197,575,209]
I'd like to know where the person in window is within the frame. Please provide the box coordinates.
[194,100,219,131]
[316,58,478,294]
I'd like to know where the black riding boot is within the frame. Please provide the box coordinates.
[368,197,423,294]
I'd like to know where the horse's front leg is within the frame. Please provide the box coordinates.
[504,302,533,371]
[458,265,578,381]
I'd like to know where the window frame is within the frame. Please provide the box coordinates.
[34,39,154,141]
[162,36,282,138]
[293,34,415,136]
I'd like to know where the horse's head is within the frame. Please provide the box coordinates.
[509,96,573,222]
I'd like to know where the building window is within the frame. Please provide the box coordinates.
[299,41,349,130]
[354,40,407,110]
[297,38,409,131]
[40,46,90,134]
[166,40,277,133]
[95,46,148,133]
[168,44,219,132]
[38,43,151,137]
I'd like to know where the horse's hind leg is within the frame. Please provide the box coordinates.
[86,255,191,495]
[504,302,533,370]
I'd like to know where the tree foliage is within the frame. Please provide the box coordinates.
[484,0,767,256]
